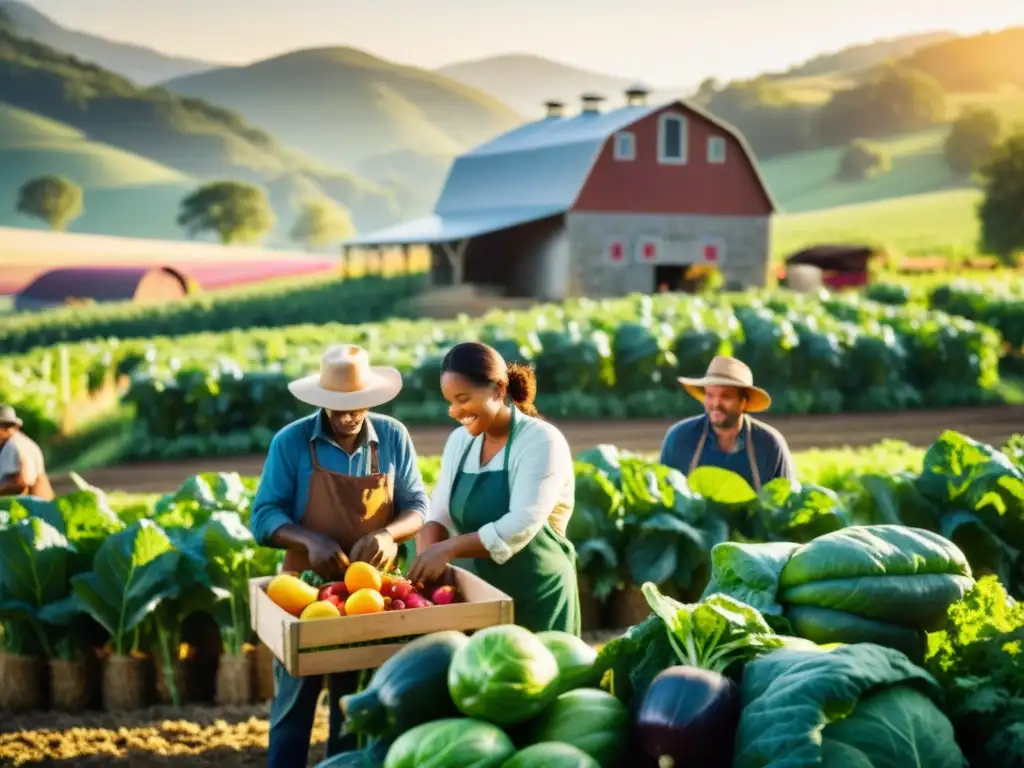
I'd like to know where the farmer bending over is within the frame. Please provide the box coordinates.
[659,356,795,491]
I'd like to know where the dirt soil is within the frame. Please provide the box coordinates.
[50,405,1024,495]
[0,703,329,767]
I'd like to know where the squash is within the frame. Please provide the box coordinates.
[536,631,598,694]
[448,625,560,727]
[314,736,390,767]
[383,718,515,768]
[267,574,319,616]
[527,688,629,768]
[341,631,469,739]
[502,742,601,768]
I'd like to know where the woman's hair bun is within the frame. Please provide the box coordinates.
[505,361,538,416]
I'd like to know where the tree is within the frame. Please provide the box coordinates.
[977,131,1024,265]
[816,64,946,145]
[290,197,356,250]
[16,175,84,231]
[944,106,1002,175]
[177,181,275,245]
[836,140,891,182]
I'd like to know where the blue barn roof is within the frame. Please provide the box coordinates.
[346,100,774,247]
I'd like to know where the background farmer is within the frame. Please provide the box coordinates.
[659,356,795,490]
[0,405,53,500]
[408,342,580,636]
[249,345,429,767]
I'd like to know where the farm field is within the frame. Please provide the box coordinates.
[771,188,984,261]
[0,429,1021,766]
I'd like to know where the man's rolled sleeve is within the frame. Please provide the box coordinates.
[251,431,300,546]
[391,422,429,522]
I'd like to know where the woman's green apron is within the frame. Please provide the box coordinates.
[448,408,581,636]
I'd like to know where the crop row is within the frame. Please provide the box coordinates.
[0,271,427,354]
[0,431,1019,720]
[119,290,1005,457]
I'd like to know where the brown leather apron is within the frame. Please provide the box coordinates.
[688,416,762,491]
[282,440,396,573]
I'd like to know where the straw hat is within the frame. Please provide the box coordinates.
[289,345,402,411]
[677,356,772,412]
[0,405,23,427]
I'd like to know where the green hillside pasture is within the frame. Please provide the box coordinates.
[0,103,197,238]
[761,128,966,213]
[771,188,982,260]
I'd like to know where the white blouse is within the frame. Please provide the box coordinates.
[425,410,575,565]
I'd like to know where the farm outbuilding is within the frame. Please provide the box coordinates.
[14,266,190,312]
[345,87,778,300]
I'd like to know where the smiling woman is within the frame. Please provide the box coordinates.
[408,342,582,636]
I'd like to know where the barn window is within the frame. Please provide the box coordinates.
[613,131,636,161]
[707,136,726,163]
[658,113,687,164]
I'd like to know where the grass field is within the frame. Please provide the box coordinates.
[0,103,197,239]
[772,188,983,259]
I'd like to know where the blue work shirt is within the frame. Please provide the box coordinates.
[250,410,430,546]
[659,414,796,488]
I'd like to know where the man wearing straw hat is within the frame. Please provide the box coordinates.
[0,405,53,500]
[250,345,429,767]
[659,356,796,491]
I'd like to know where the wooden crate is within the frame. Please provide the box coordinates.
[249,567,514,676]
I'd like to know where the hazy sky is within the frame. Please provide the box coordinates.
[21,0,1024,87]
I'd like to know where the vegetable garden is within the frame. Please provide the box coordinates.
[1,430,1022,766]
[6,281,1019,460]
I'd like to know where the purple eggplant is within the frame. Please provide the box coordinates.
[636,665,741,768]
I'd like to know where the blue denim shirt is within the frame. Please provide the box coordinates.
[249,410,430,546]
[659,414,796,488]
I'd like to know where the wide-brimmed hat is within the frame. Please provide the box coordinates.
[289,345,402,411]
[677,356,772,412]
[0,405,23,427]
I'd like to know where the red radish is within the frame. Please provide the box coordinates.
[404,593,428,609]
[431,586,456,605]
[390,599,406,611]
[320,582,349,601]
[325,594,345,609]
[390,581,413,600]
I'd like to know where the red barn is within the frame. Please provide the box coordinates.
[345,87,777,300]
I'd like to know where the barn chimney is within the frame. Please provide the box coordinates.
[544,100,565,118]
[625,84,650,107]
[580,93,605,115]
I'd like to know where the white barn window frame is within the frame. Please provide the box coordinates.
[657,113,687,164]
[613,131,636,161]
[707,136,727,164]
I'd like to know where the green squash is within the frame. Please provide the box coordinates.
[536,631,598,694]
[341,631,469,739]
[448,625,560,727]
[383,718,515,768]
[527,688,629,767]
[502,742,600,768]
[315,737,390,767]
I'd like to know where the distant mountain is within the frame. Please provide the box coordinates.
[0,0,219,84]
[0,27,402,242]
[438,53,640,117]
[776,31,959,79]
[161,46,523,200]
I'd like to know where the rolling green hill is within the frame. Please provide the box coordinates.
[161,46,523,198]
[0,1,218,84]
[0,102,196,238]
[0,27,403,241]
[773,31,957,79]
[772,189,983,261]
